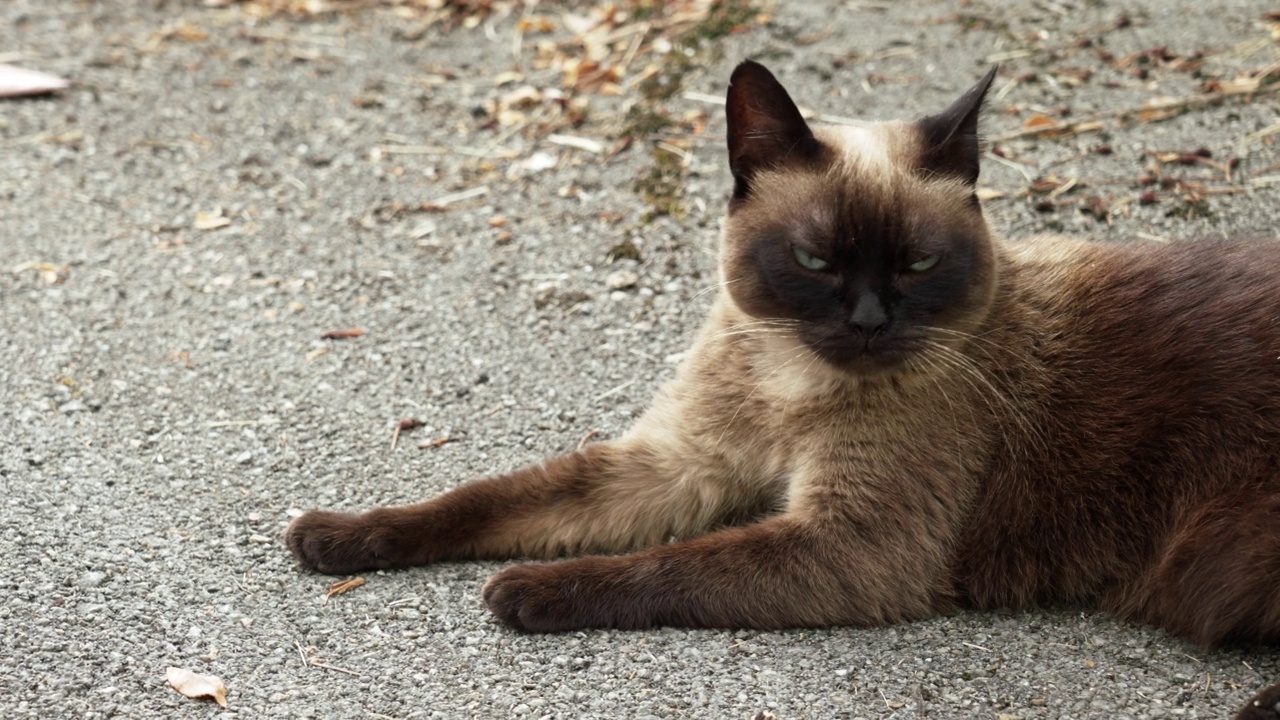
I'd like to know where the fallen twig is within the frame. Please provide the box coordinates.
[576,428,600,451]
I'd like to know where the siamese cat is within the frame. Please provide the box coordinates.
[287,61,1280,716]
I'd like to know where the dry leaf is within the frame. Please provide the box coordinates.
[976,187,1006,201]
[320,327,364,340]
[1138,96,1181,123]
[1020,113,1061,136]
[165,666,227,709]
[516,16,556,33]
[0,65,69,98]
[547,134,604,154]
[493,70,524,86]
[324,576,366,602]
[520,151,558,173]
[167,23,208,42]
[13,261,69,284]
[499,85,542,109]
[561,13,598,36]
[194,210,231,231]
[1215,76,1264,95]
[1029,176,1070,195]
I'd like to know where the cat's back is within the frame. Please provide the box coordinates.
[1001,234,1280,463]
[1008,235,1280,388]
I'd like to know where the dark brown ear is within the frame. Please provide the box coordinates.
[726,60,820,200]
[917,66,998,186]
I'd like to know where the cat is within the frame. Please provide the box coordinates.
[287,60,1280,715]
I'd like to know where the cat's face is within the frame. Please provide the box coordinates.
[719,62,999,377]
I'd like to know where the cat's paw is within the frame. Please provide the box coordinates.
[482,559,651,632]
[485,562,620,633]
[482,563,573,632]
[285,509,402,575]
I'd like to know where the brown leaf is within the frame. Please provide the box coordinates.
[1029,176,1069,195]
[1020,113,1061,137]
[165,666,227,709]
[320,328,364,340]
[324,576,366,602]
[516,16,556,33]
[168,23,208,42]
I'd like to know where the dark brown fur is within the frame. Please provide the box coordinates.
[287,61,1280,708]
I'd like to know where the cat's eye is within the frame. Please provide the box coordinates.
[792,246,831,271]
[907,254,940,273]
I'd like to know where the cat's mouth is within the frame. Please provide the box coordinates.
[803,332,924,376]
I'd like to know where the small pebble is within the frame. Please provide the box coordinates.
[605,270,638,290]
[76,571,106,588]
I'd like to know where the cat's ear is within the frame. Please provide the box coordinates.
[726,60,820,200]
[917,66,999,186]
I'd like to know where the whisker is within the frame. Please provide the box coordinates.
[712,345,813,456]
[922,340,1047,457]
[679,277,743,317]
[703,318,804,343]
[707,328,802,342]
[921,325,1040,367]
[907,352,968,471]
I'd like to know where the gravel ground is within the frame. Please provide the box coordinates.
[3,1,1279,718]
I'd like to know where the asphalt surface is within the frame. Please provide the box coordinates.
[3,0,1279,718]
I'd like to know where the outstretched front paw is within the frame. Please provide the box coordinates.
[482,560,645,632]
[286,509,404,575]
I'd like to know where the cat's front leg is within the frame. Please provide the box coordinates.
[482,502,954,632]
[286,435,770,575]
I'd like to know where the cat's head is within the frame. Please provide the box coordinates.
[719,61,1000,378]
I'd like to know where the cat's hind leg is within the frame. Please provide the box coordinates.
[286,435,779,575]
[1137,490,1280,647]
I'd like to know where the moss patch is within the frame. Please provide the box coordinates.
[634,149,686,220]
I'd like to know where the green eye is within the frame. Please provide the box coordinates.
[907,254,939,272]
[793,246,831,271]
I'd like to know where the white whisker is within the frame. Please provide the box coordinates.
[712,344,812,457]
[679,277,742,316]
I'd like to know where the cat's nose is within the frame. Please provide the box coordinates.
[849,296,889,338]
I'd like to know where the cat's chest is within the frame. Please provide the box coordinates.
[675,319,991,482]
[747,372,977,477]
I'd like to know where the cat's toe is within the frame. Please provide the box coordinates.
[285,510,389,575]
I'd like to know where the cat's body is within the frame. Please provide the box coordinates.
[287,61,1280,712]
